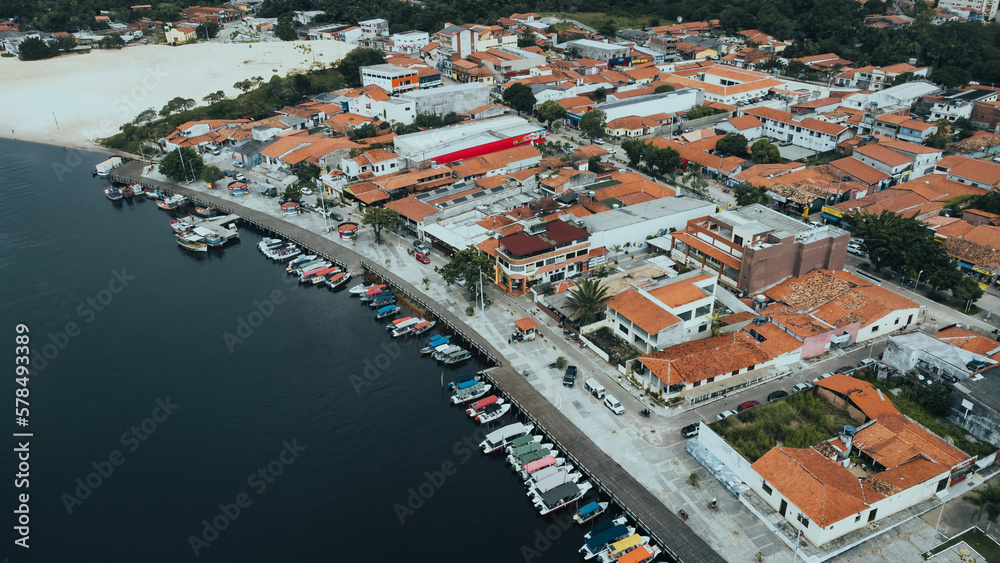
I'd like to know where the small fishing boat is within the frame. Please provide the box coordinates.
[195,205,217,217]
[433,344,463,361]
[450,382,492,405]
[584,518,628,541]
[573,502,609,525]
[391,317,421,337]
[300,266,335,283]
[127,184,145,197]
[519,455,566,479]
[170,220,195,234]
[386,317,414,331]
[527,469,584,498]
[288,259,327,273]
[420,335,451,354]
[259,237,283,249]
[465,395,504,417]
[325,272,351,289]
[596,535,650,563]
[579,521,634,560]
[350,282,382,295]
[314,268,342,284]
[612,544,660,563]
[442,349,471,365]
[175,233,207,252]
[412,319,436,335]
[475,402,511,424]
[510,449,557,470]
[448,373,480,390]
[374,305,400,320]
[146,188,166,200]
[370,295,397,309]
[286,255,318,270]
[506,442,555,464]
[104,186,123,201]
[533,482,592,516]
[360,287,386,302]
[119,185,134,198]
[480,422,535,454]
[503,434,543,453]
[156,199,176,210]
[192,227,225,247]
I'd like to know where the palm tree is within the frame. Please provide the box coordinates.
[965,483,1000,531]
[564,278,611,327]
[612,244,624,263]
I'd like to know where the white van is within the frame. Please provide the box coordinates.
[584,377,605,399]
[604,394,625,415]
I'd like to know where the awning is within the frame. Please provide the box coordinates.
[821,213,841,223]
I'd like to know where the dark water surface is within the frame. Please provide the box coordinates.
[0,139,589,562]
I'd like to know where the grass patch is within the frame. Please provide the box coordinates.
[922,527,1000,561]
[710,392,859,462]
[854,368,996,458]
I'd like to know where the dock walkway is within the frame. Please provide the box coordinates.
[110,160,726,563]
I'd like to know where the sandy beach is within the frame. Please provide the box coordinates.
[0,40,354,149]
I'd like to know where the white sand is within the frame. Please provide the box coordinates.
[0,41,354,149]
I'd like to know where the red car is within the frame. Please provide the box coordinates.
[414,252,430,264]
[737,400,761,413]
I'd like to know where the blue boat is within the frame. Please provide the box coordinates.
[421,335,451,354]
[448,374,481,390]
[580,523,632,560]
[369,295,396,308]
[374,305,400,319]
[573,502,608,524]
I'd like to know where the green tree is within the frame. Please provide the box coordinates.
[564,278,611,326]
[931,66,971,88]
[785,60,809,77]
[413,113,444,128]
[646,146,680,176]
[750,139,782,163]
[234,79,253,93]
[734,183,771,206]
[17,37,53,60]
[335,47,386,88]
[891,71,916,86]
[682,165,710,199]
[588,155,602,173]
[952,117,976,140]
[132,108,157,125]
[198,21,219,39]
[974,188,1000,215]
[441,245,496,289]
[158,147,204,182]
[686,105,720,119]
[536,99,568,128]
[517,30,536,49]
[758,57,784,72]
[274,17,297,41]
[716,133,749,157]
[654,84,675,93]
[202,90,226,104]
[349,123,379,140]
[201,165,224,185]
[54,34,76,52]
[965,483,1000,531]
[502,83,536,115]
[359,206,399,243]
[597,21,617,39]
[281,184,302,202]
[579,109,607,140]
[621,138,649,166]
[593,87,608,103]
[953,276,985,303]
[159,97,195,117]
[295,162,321,184]
[99,34,126,49]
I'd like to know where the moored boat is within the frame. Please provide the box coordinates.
[192,227,224,247]
[527,469,584,497]
[195,205,217,217]
[119,184,134,198]
[579,521,634,560]
[503,434,543,452]
[585,517,629,540]
[596,534,649,563]
[325,272,351,289]
[573,502,609,525]
[374,305,400,319]
[448,374,480,389]
[613,544,660,563]
[480,422,535,454]
[146,188,166,200]
[156,199,176,210]
[386,316,414,331]
[350,283,383,295]
[450,382,492,404]
[475,402,511,424]
[175,233,208,252]
[442,349,471,365]
[510,449,556,470]
[391,317,422,337]
[127,184,145,197]
[286,255,318,270]
[104,186,123,201]
[533,481,592,516]
[412,319,436,335]
[519,455,565,479]
[421,335,451,354]
[170,220,195,234]
[506,442,555,465]
[465,395,503,416]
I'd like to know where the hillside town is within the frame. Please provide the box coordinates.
[23,1,1000,561]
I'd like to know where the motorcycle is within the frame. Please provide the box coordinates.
[640,408,651,417]
[679,510,688,521]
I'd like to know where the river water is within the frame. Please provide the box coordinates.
[0,139,591,562]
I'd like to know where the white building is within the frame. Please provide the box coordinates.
[358,18,388,39]
[745,107,852,152]
[360,64,419,95]
[578,197,715,252]
[391,30,430,53]
[340,148,402,178]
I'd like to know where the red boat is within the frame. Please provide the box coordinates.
[466,395,503,417]
[195,205,217,217]
[156,199,177,211]
[104,187,123,201]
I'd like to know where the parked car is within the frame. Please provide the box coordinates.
[263,187,278,197]
[684,127,694,133]
[858,358,878,369]
[563,366,578,387]
[604,394,625,415]
[812,373,834,384]
[233,161,245,168]
[329,211,343,221]
[301,187,313,195]
[847,244,865,256]
[594,138,605,145]
[223,170,234,177]
[791,383,812,393]
[414,252,430,264]
[455,276,467,287]
[716,409,737,421]
[737,400,761,413]
[413,240,429,253]
[681,423,700,438]
[836,365,855,376]
[767,390,789,402]
[779,140,793,147]
[234,173,247,182]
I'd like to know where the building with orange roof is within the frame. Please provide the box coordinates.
[827,157,891,191]
[447,145,542,180]
[258,133,360,170]
[668,205,850,292]
[340,148,402,178]
[603,271,718,352]
[743,106,853,152]
[934,155,1000,190]
[715,115,764,139]
[492,219,591,295]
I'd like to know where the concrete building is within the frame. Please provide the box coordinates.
[360,64,420,95]
[568,88,703,126]
[493,219,591,294]
[390,30,429,53]
[392,115,545,165]
[927,88,999,122]
[745,107,852,152]
[358,18,388,39]
[668,204,850,292]
[399,82,490,117]
[937,0,998,20]
[566,39,630,64]
[578,197,715,252]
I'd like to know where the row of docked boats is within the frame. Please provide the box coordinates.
[578,517,661,563]
[277,248,351,289]
[104,183,145,201]
[172,220,229,252]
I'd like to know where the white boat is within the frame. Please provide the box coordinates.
[475,402,511,424]
[480,422,535,454]
[391,317,422,338]
[527,469,583,497]
[325,272,351,289]
[502,434,543,454]
[286,255,318,269]
[349,282,377,295]
[524,464,572,486]
[442,349,471,365]
[573,502,609,525]
[579,520,635,560]
[412,319,436,335]
[450,382,492,405]
[518,456,566,479]
[508,447,560,469]
[532,481,592,516]
[176,233,207,252]
[432,344,463,361]
[192,226,225,247]
[465,395,504,417]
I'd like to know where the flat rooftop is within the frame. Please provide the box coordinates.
[579,196,714,232]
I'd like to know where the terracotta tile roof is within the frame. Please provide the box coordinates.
[747,322,804,357]
[936,155,1000,187]
[724,115,764,131]
[595,179,675,202]
[934,326,1000,360]
[515,317,538,331]
[573,145,609,160]
[476,237,500,257]
[606,116,649,131]
[854,143,914,168]
[764,270,918,329]
[718,311,757,325]
[854,412,971,470]
[941,237,1000,270]
[829,157,891,186]
[752,447,871,527]
[355,189,390,204]
[607,289,681,335]
[769,313,834,338]
[815,374,900,419]
[638,332,771,385]
[647,274,711,307]
[864,456,947,496]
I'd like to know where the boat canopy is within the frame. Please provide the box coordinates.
[455,379,480,390]
[192,227,216,237]
[617,545,655,563]
[522,456,556,474]
[584,525,629,553]
[483,422,532,447]
[469,395,498,410]
[377,305,397,314]
[454,382,484,395]
[576,502,602,517]
[507,435,537,449]
[449,374,476,386]
[539,483,580,508]
[366,288,383,296]
[510,442,544,458]
[395,318,420,329]
[606,534,643,556]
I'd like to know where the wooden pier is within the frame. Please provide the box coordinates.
[109,160,726,563]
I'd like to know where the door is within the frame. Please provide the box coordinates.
[779,499,788,517]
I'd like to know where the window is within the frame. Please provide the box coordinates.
[797,514,810,528]
[762,481,772,495]
[871,325,879,332]
[855,514,862,523]
[619,323,630,335]
[732,369,740,376]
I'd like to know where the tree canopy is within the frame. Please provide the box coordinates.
[335,47,385,88]
[441,245,496,289]
[501,83,536,115]
[17,37,53,60]
[579,109,606,140]
[158,147,204,182]
[750,139,782,164]
[359,206,399,243]
[734,183,771,206]
[274,17,298,41]
[564,278,610,326]
[716,133,749,157]
[536,99,567,127]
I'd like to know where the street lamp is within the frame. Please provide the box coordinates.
[913,270,924,294]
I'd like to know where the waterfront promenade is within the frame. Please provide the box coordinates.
[111,160,726,563]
